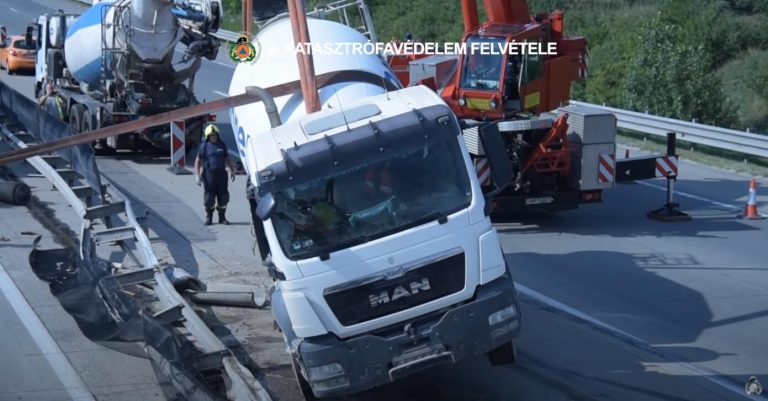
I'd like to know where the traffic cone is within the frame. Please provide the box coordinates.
[742,178,764,220]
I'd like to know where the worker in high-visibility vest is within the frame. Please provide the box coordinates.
[195,124,236,225]
[38,81,65,121]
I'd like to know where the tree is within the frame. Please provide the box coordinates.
[623,13,736,126]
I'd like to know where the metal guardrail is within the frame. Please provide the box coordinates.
[0,121,270,401]
[570,101,768,159]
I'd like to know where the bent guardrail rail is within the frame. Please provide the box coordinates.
[0,88,270,401]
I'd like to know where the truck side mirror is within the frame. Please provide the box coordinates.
[255,191,276,221]
[25,26,34,48]
[478,122,513,199]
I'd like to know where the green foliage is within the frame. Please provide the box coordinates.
[525,0,765,130]
[221,0,242,32]
[221,0,766,130]
[727,0,768,12]
[623,13,736,126]
[719,49,768,132]
[365,0,465,43]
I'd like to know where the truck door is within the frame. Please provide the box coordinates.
[31,20,45,92]
[519,40,545,114]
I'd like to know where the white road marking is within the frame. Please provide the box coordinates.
[0,260,96,401]
[10,7,18,12]
[635,180,741,211]
[213,90,228,97]
[517,283,753,400]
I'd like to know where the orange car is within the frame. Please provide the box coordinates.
[0,35,37,74]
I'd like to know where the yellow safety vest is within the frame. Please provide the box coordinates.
[41,95,65,121]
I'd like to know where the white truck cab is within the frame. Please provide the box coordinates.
[249,85,521,398]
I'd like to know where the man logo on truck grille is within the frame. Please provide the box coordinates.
[369,278,432,307]
[230,34,259,63]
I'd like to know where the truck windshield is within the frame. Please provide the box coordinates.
[460,36,505,90]
[272,138,472,260]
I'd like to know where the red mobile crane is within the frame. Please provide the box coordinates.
[390,0,608,213]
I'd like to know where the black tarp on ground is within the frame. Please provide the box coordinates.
[30,235,227,400]
[28,235,143,341]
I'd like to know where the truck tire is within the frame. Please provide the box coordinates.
[487,340,517,366]
[69,104,84,132]
[86,112,116,155]
[81,108,94,132]
[291,356,318,401]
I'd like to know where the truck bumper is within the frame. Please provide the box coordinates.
[295,276,521,398]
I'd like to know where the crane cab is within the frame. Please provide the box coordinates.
[450,17,586,121]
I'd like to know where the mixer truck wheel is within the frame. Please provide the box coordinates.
[69,104,84,133]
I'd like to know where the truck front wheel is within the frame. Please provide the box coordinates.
[487,340,517,366]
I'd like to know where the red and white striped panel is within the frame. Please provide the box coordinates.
[474,157,491,186]
[170,120,185,167]
[654,156,678,178]
[597,153,615,184]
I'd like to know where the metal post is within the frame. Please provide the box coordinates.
[667,172,674,205]
[287,0,321,113]
[666,132,676,156]
[242,0,252,37]
[647,133,690,222]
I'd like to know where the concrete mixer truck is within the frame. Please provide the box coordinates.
[29,0,221,152]
[229,14,522,399]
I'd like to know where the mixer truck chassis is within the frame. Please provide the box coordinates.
[30,3,220,153]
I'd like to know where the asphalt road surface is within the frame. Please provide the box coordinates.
[2,0,768,400]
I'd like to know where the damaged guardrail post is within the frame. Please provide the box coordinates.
[647,133,691,222]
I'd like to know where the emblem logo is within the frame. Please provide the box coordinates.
[368,278,432,307]
[229,34,259,63]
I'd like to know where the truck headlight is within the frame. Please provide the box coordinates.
[307,363,349,390]
[458,96,466,107]
[488,305,517,326]
[308,363,345,381]
[489,305,519,339]
[489,98,498,109]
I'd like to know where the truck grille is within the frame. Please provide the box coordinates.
[324,253,465,326]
